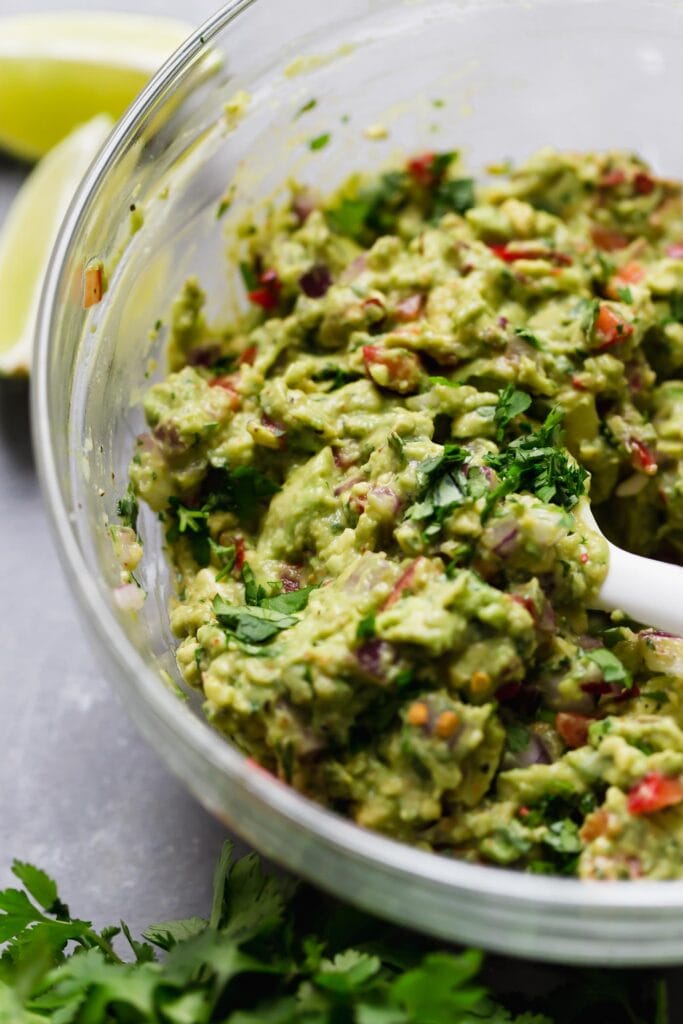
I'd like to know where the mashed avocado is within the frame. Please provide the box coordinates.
[129,148,683,879]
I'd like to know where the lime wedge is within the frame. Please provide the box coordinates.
[0,13,191,161]
[0,115,113,377]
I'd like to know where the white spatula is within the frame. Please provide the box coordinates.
[580,501,683,635]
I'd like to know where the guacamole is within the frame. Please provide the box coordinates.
[129,148,683,879]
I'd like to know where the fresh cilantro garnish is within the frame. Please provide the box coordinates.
[239,260,258,291]
[616,285,633,304]
[431,177,475,219]
[485,408,588,518]
[586,648,632,689]
[661,292,683,326]
[166,497,211,565]
[312,365,359,390]
[213,564,316,645]
[578,297,600,336]
[326,170,410,242]
[514,326,542,349]
[506,721,531,754]
[202,465,280,522]
[309,132,331,151]
[543,819,582,855]
[494,385,532,442]
[211,540,236,581]
[406,444,471,531]
[116,484,139,531]
[356,613,376,640]
[213,594,298,644]
[429,374,461,387]
[0,843,669,1021]
[294,97,317,118]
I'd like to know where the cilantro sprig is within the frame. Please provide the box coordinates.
[213,564,317,647]
[0,844,670,1023]
[485,408,588,518]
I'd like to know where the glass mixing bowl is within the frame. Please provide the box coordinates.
[33,0,683,965]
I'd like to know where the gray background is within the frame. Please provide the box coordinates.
[0,0,233,935]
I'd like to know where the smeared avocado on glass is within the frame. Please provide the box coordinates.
[129,148,683,879]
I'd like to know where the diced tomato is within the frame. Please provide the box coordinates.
[234,536,246,574]
[627,772,683,815]
[488,244,572,266]
[407,151,437,187]
[666,242,683,259]
[628,437,658,475]
[511,593,538,622]
[571,375,587,391]
[395,293,424,322]
[617,261,645,286]
[362,345,423,394]
[594,304,634,349]
[248,269,280,309]
[208,374,240,410]
[599,169,626,188]
[591,225,629,252]
[606,261,645,299]
[238,345,258,366]
[633,172,655,195]
[555,712,593,749]
[383,558,425,609]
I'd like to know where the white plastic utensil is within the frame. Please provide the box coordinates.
[580,501,683,635]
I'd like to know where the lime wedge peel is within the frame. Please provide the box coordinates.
[0,115,114,378]
[0,12,192,161]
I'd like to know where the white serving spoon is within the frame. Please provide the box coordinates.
[579,501,683,635]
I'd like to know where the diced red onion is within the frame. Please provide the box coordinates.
[339,254,367,283]
[666,242,683,259]
[369,486,401,515]
[356,639,392,680]
[299,264,332,298]
[334,474,364,496]
[489,521,520,557]
[113,583,145,613]
[509,731,551,768]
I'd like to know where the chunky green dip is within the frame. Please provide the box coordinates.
[129,148,683,880]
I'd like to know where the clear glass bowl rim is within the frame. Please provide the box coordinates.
[30,0,683,957]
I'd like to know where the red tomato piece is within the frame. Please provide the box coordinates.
[555,712,593,749]
[238,345,258,366]
[488,244,572,266]
[628,773,683,815]
[208,374,240,409]
[248,269,280,309]
[633,172,655,195]
[591,225,629,252]
[594,304,634,349]
[628,437,658,475]
[362,345,423,394]
[234,536,246,574]
[407,151,437,187]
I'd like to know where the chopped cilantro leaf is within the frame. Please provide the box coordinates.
[356,613,376,640]
[616,285,633,304]
[406,444,471,531]
[514,326,542,349]
[295,97,317,118]
[431,177,475,219]
[586,648,632,689]
[309,132,331,151]
[485,408,588,518]
[506,721,531,754]
[116,484,139,531]
[312,365,359,390]
[213,594,298,644]
[239,261,258,291]
[494,385,532,441]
